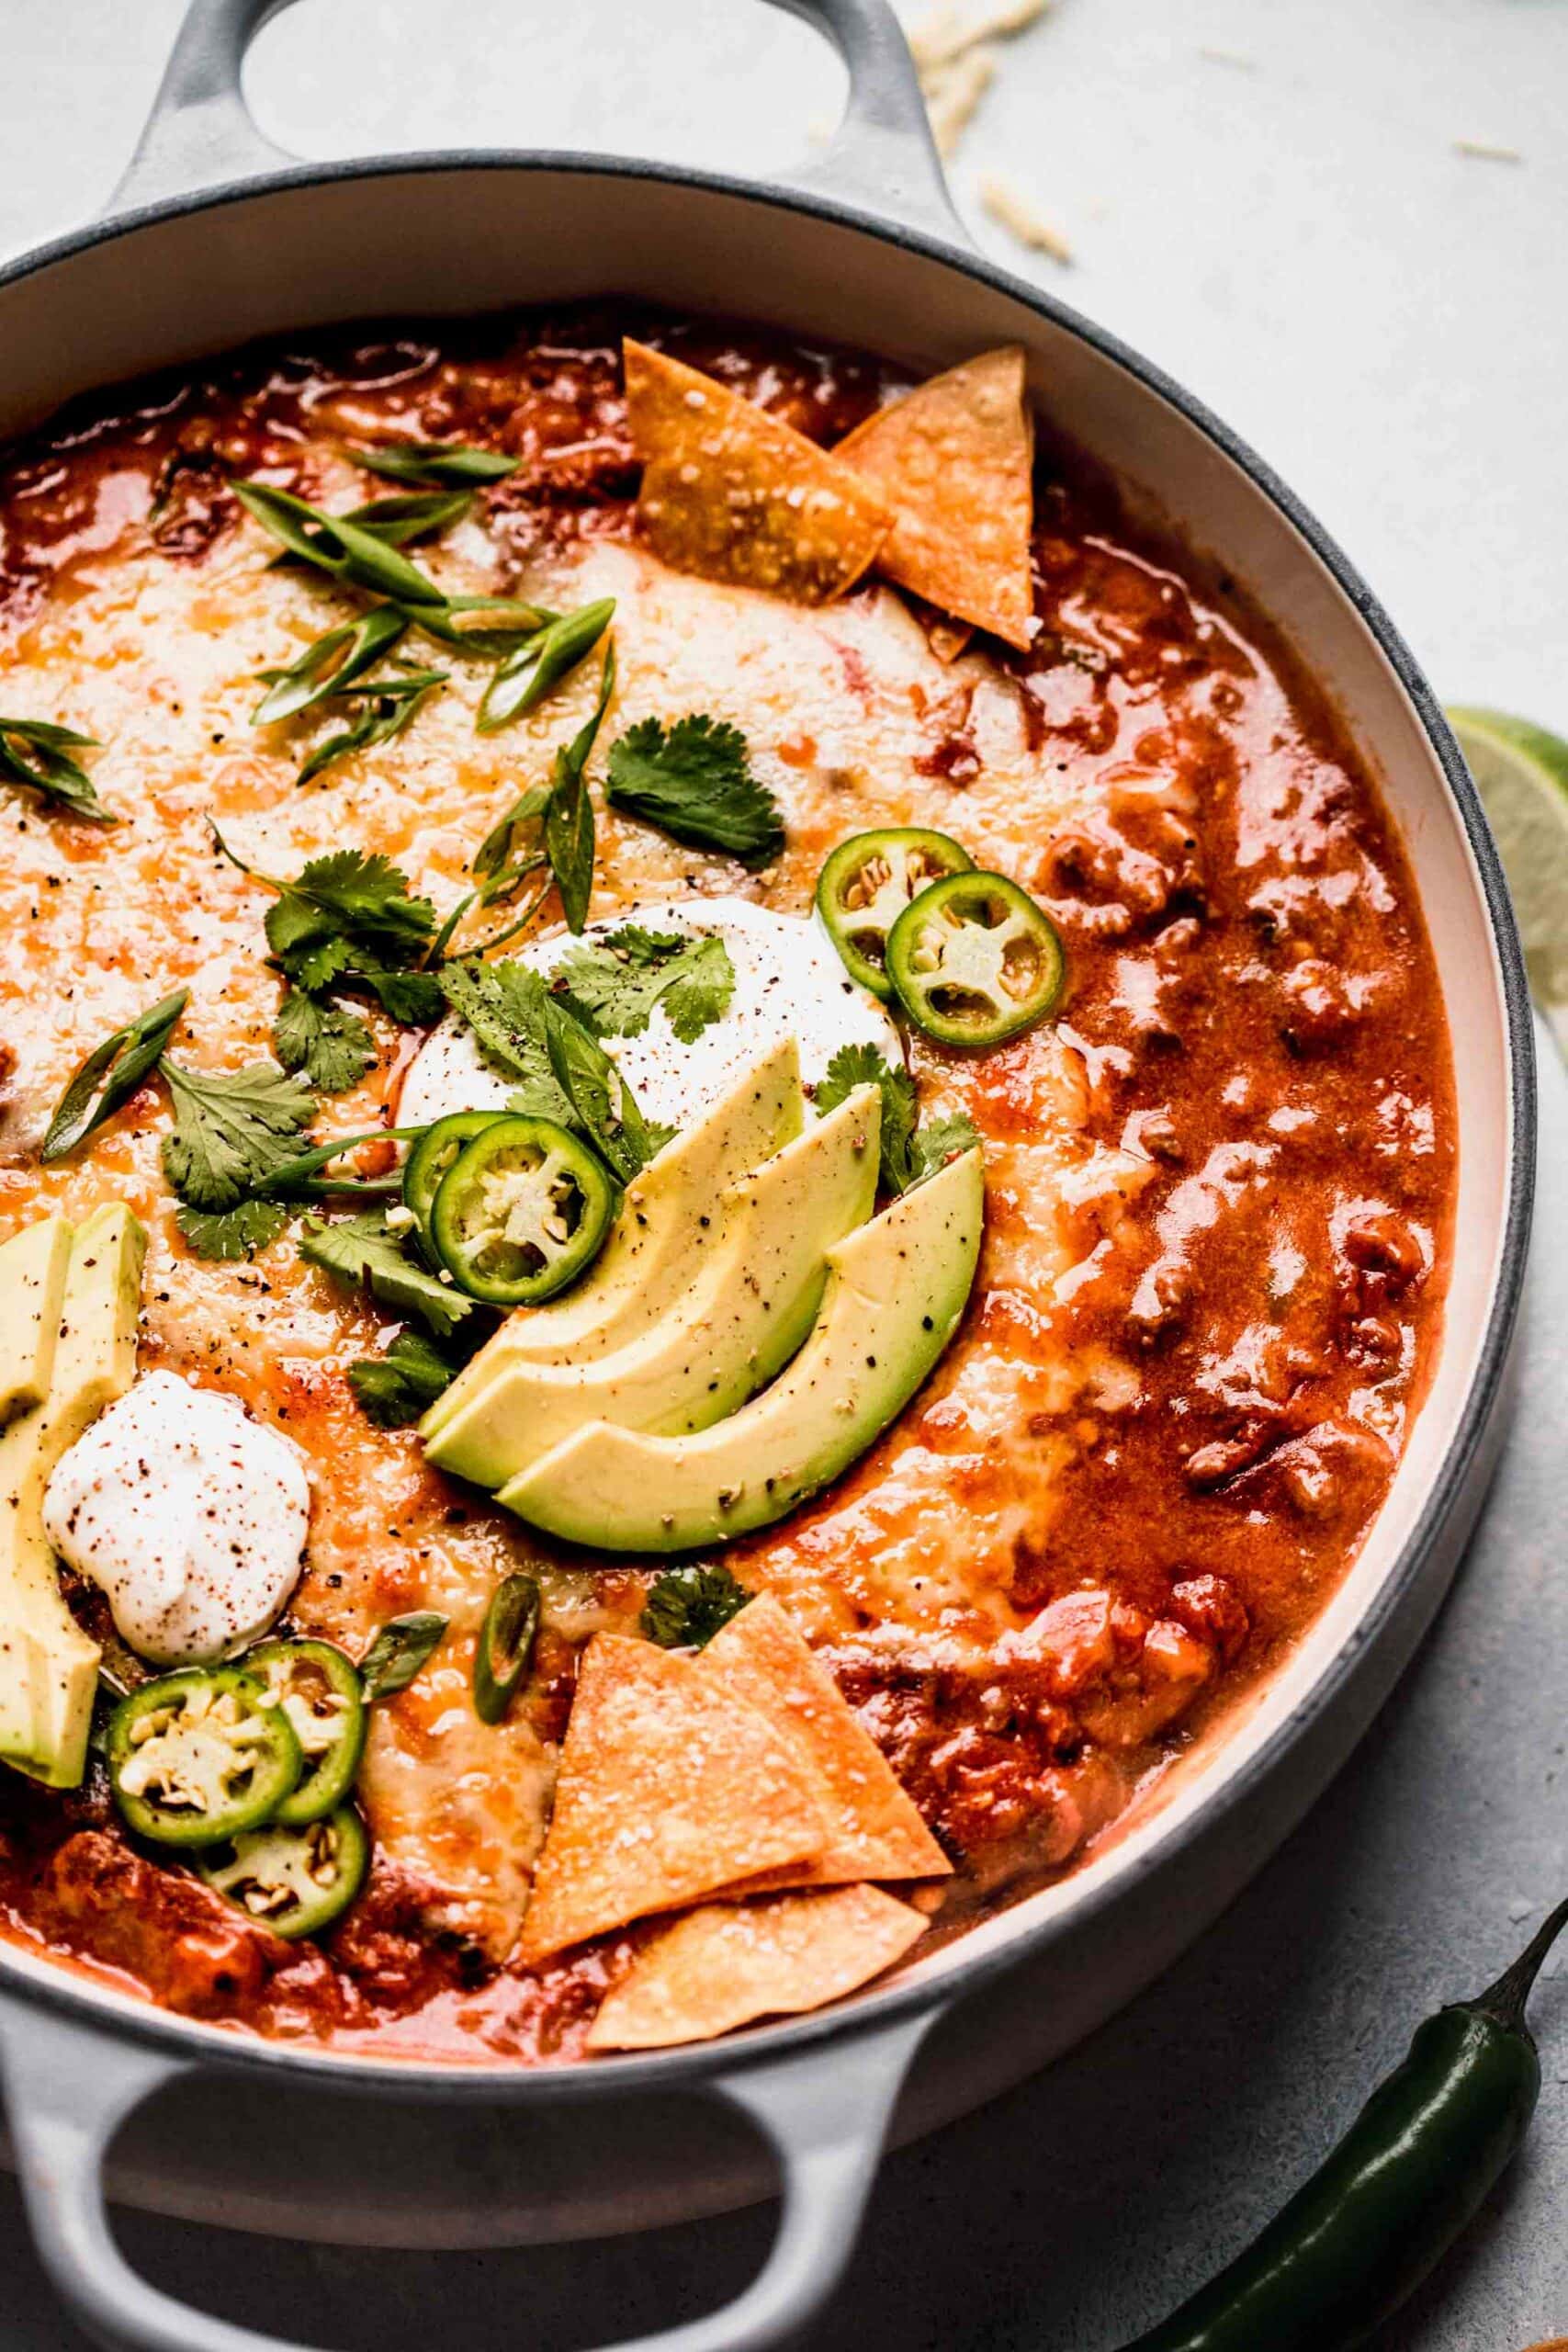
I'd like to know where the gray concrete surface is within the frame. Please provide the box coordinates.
[1,4,1565,2346]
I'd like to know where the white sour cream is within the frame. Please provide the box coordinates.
[42,1372,311,1668]
[400,898,901,1135]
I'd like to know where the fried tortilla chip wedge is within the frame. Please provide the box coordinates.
[515,1634,825,1964]
[586,1883,928,2051]
[700,1596,950,1888]
[624,339,890,604]
[836,345,1036,650]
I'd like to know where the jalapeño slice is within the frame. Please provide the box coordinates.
[197,1804,370,1940]
[107,1668,302,1849]
[816,827,974,1000]
[431,1114,615,1306]
[403,1110,507,1249]
[886,869,1065,1048]
[473,1572,541,1725]
[247,1638,367,1826]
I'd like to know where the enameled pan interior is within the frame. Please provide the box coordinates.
[0,161,1530,2106]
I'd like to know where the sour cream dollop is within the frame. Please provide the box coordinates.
[42,1372,310,1668]
[400,898,901,1134]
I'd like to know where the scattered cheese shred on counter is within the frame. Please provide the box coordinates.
[910,0,1049,74]
[910,0,1051,159]
[924,47,997,158]
[978,172,1074,265]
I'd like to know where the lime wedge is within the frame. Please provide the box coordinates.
[1449,707,1568,1051]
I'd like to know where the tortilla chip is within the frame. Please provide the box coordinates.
[928,617,976,664]
[700,1597,950,1889]
[586,1884,928,2051]
[624,339,890,604]
[515,1634,825,1964]
[836,346,1036,650]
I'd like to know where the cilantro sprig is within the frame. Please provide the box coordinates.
[0,718,117,825]
[641,1565,752,1649]
[815,1044,979,1196]
[213,831,443,1087]
[553,925,734,1044]
[606,715,784,870]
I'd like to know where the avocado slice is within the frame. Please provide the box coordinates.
[0,1215,73,1430]
[421,1038,804,1439]
[496,1148,984,1552]
[425,1085,882,1492]
[0,1203,146,1787]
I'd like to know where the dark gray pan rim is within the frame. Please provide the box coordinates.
[0,147,1538,2109]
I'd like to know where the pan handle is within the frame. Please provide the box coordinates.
[763,0,965,243]
[106,0,297,217]
[0,1991,938,2352]
[107,0,964,247]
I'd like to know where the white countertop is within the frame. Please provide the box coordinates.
[1,6,1565,2347]
[4,0,1565,733]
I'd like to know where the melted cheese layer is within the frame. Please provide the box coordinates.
[0,503,1128,1951]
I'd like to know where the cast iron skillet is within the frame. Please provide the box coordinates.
[0,4,1535,2348]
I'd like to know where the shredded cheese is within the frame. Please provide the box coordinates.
[924,48,998,159]
[909,0,1049,159]
[911,0,1049,74]
[978,172,1074,265]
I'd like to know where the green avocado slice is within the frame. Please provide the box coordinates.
[495,1148,983,1552]
[420,1037,803,1439]
[424,1084,882,1492]
[0,1214,72,1430]
[0,1203,146,1787]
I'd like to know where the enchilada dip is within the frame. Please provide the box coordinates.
[0,312,1453,2060]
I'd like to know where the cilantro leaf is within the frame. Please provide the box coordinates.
[161,1059,317,1212]
[274,987,377,1094]
[553,926,735,1043]
[439,957,671,1175]
[606,716,784,870]
[906,1110,981,1187]
[347,1329,460,1426]
[641,1565,752,1650]
[359,965,445,1027]
[814,1043,979,1196]
[299,1211,473,1340]
[217,837,442,1034]
[263,848,437,967]
[0,717,118,824]
[815,1042,918,1196]
[41,988,188,1160]
[175,1198,292,1261]
[438,961,575,1123]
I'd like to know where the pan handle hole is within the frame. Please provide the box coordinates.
[244,0,848,179]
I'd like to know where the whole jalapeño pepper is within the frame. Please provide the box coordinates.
[1120,1895,1568,2352]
